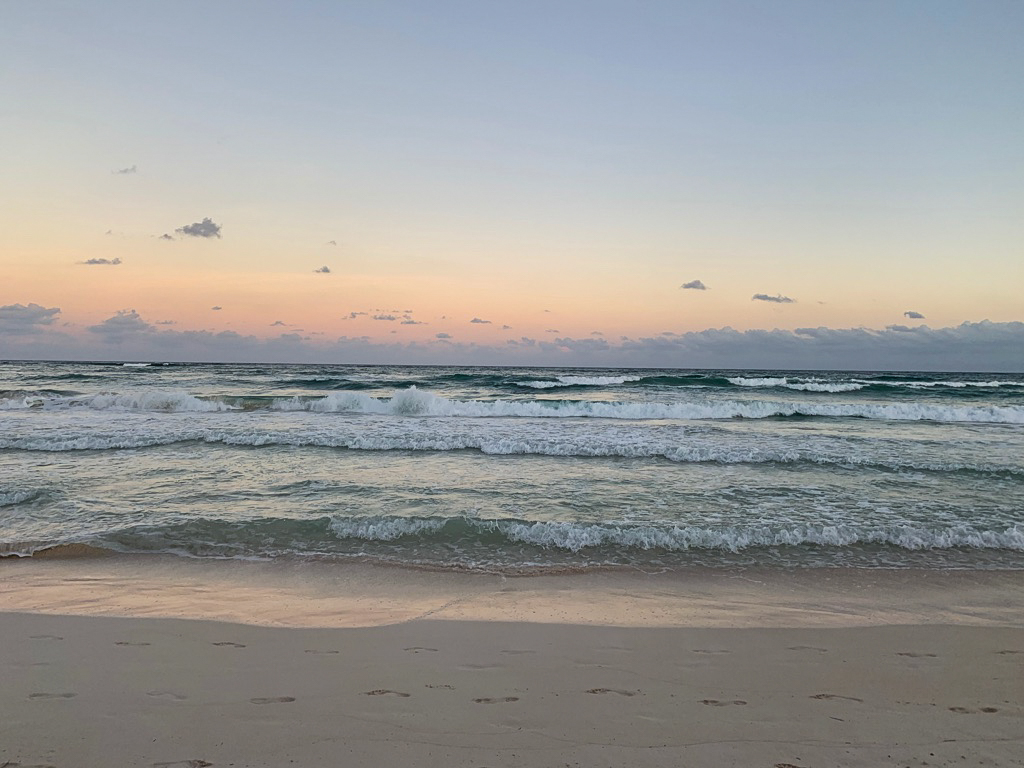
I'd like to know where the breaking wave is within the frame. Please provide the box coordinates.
[3,386,1022,424]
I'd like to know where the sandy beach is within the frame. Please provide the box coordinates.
[2,557,1022,768]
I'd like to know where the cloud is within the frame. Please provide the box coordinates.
[752,293,795,303]
[80,257,122,265]
[175,218,222,239]
[681,279,707,290]
[270,320,286,327]
[86,309,153,339]
[113,165,137,175]
[314,266,331,274]
[345,311,368,319]
[545,328,560,333]
[0,302,61,334]
[502,324,512,330]
[904,310,925,319]
[373,314,397,321]
[5,306,1023,372]
[326,240,337,246]
[470,317,491,324]
[155,320,176,325]
[158,233,175,241]
[591,331,604,336]
[401,319,426,325]
[211,306,222,311]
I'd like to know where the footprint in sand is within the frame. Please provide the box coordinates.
[787,646,827,653]
[426,684,455,690]
[28,692,77,700]
[811,693,863,702]
[473,697,519,704]
[115,641,151,646]
[897,652,937,658]
[364,689,410,698]
[1,763,59,768]
[404,647,438,653]
[701,699,746,706]
[152,761,213,767]
[949,706,999,714]
[146,691,187,701]
[211,642,246,648]
[996,650,1023,655]
[29,635,63,641]
[250,696,296,704]
[586,688,638,697]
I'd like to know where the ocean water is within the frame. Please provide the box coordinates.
[1,360,1022,571]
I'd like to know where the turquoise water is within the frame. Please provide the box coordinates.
[2,361,1022,570]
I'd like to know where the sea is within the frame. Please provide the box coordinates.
[1,360,1022,571]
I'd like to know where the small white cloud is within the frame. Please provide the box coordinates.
[326,240,337,246]
[176,218,222,239]
[373,314,397,321]
[752,293,795,304]
[435,332,452,339]
[80,257,122,265]
[113,165,137,175]
[270,320,286,326]
[314,266,331,274]
[681,279,707,290]
[904,310,925,319]
[211,306,222,311]
[470,317,491,324]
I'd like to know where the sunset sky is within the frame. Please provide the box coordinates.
[2,1,1022,368]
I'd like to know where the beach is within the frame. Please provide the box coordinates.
[3,557,1023,768]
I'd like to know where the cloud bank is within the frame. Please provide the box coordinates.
[1,307,1022,371]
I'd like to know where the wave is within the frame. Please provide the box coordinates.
[517,375,643,389]
[727,377,866,393]
[3,386,1023,423]
[2,426,1020,477]
[326,515,1024,553]
[10,515,1022,560]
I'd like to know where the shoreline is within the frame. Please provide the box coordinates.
[4,553,1024,629]
[4,556,1023,767]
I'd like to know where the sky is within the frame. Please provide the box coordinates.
[1,0,1022,369]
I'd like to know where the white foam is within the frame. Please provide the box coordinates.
[323,515,1024,553]
[519,375,642,389]
[727,377,864,392]
[858,379,1024,389]
[3,385,1022,423]
[274,387,1024,424]
[2,419,1020,476]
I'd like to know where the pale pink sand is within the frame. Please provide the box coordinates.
[2,557,1022,767]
